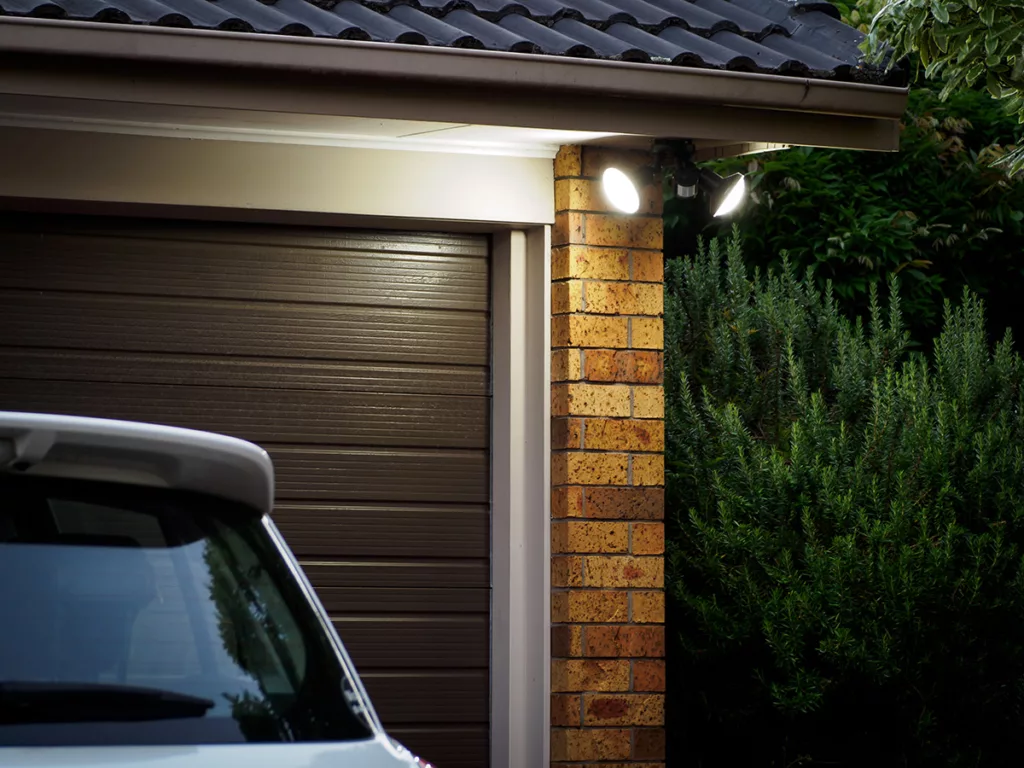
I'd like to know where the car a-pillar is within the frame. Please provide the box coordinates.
[550,145,667,767]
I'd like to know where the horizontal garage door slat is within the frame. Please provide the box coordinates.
[0,291,488,366]
[359,671,488,721]
[274,504,489,558]
[302,561,488,590]
[317,587,490,615]
[0,381,487,448]
[0,227,488,311]
[0,349,487,396]
[269,446,489,503]
[0,216,490,768]
[335,618,489,669]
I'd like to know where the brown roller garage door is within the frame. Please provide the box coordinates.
[0,214,491,768]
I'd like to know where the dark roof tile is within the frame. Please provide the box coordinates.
[0,0,908,86]
[642,0,738,33]
[759,28,848,73]
[658,23,758,68]
[443,7,538,50]
[498,13,596,55]
[204,0,312,34]
[552,17,648,59]
[332,1,426,42]
[692,0,784,36]
[710,28,803,71]
[387,3,483,45]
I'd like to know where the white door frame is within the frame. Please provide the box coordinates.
[491,228,552,768]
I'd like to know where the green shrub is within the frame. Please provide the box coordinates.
[665,234,1024,767]
[664,85,1024,347]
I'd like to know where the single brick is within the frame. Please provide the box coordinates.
[631,317,664,350]
[552,418,583,450]
[552,486,584,518]
[551,280,584,315]
[583,419,664,452]
[633,251,664,282]
[586,487,665,520]
[552,384,631,418]
[584,350,663,384]
[551,590,629,623]
[551,727,631,762]
[552,245,630,281]
[584,282,664,316]
[551,624,583,657]
[633,660,667,692]
[632,522,664,555]
[553,452,630,486]
[583,556,664,588]
[553,211,585,248]
[555,177,619,213]
[632,454,665,486]
[552,348,582,383]
[633,727,667,760]
[583,693,665,726]
[584,214,663,250]
[551,694,582,727]
[551,659,631,693]
[555,145,583,179]
[632,591,666,624]
[552,556,584,587]
[633,386,665,419]
[552,521,629,554]
[552,315,629,349]
[585,625,665,658]
[581,147,652,181]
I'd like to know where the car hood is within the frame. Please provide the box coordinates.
[0,736,423,768]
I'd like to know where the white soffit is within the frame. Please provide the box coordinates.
[0,93,625,158]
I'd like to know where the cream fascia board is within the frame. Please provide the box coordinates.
[0,126,555,226]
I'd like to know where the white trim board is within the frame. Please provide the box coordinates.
[0,126,555,226]
[491,228,552,768]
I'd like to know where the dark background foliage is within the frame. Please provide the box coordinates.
[664,238,1024,767]
[664,84,1024,347]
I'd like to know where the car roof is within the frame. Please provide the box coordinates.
[0,412,274,514]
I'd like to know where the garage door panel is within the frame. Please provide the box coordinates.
[270,446,489,504]
[275,504,489,558]
[0,349,488,396]
[334,618,489,669]
[0,291,488,367]
[387,727,489,768]
[0,380,488,449]
[359,671,489,723]
[300,561,488,590]
[0,217,491,766]
[315,586,490,614]
[0,228,488,312]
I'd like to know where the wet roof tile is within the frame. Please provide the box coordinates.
[0,0,907,85]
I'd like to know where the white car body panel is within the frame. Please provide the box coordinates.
[0,412,429,768]
[0,737,422,767]
[0,411,274,513]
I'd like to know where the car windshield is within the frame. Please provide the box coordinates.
[0,474,374,746]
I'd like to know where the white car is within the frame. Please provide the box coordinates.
[0,412,433,768]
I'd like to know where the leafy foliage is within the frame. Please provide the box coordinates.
[867,0,1024,175]
[664,85,1024,346]
[831,0,887,32]
[665,234,1024,767]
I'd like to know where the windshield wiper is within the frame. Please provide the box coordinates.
[0,682,215,724]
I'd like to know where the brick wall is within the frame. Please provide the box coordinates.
[551,145,666,768]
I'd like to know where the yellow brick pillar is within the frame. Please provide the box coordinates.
[550,145,666,767]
